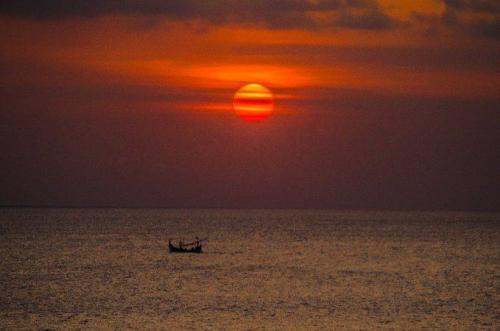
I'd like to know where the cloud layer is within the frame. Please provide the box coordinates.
[2,0,498,38]
[0,0,397,30]
[441,0,500,39]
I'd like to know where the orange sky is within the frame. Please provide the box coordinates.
[2,0,498,111]
[1,0,499,210]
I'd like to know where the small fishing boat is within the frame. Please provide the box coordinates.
[168,239,203,253]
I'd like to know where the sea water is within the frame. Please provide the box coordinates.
[1,208,498,329]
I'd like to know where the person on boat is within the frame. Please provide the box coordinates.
[178,240,184,249]
[194,236,200,248]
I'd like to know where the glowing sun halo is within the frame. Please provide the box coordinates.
[233,83,274,121]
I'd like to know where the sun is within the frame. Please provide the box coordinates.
[233,83,274,122]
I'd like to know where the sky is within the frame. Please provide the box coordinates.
[1,0,499,210]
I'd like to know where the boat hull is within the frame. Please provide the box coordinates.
[169,243,202,253]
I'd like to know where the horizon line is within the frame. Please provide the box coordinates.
[1,205,499,214]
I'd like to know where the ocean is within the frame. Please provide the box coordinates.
[1,208,498,329]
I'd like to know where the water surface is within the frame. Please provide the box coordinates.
[1,209,498,329]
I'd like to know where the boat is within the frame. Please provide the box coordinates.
[168,240,203,253]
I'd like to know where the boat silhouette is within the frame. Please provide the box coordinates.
[168,239,203,253]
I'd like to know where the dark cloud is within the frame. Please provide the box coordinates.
[442,0,500,40]
[469,19,500,40]
[443,0,500,13]
[336,8,396,30]
[0,0,398,30]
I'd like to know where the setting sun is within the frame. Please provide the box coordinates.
[233,83,274,122]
